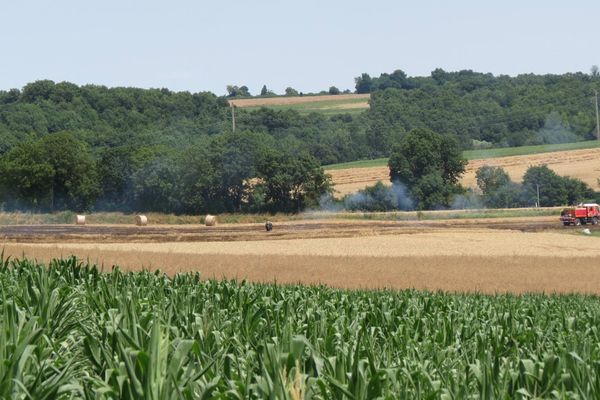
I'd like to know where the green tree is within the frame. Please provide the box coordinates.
[537,112,576,144]
[476,166,523,208]
[476,165,511,195]
[0,142,54,209]
[355,73,373,94]
[388,128,466,209]
[562,176,594,205]
[328,86,340,95]
[410,172,455,210]
[0,132,100,211]
[226,85,251,97]
[521,165,592,207]
[284,87,298,96]
[131,156,181,212]
[176,142,215,213]
[21,80,56,102]
[257,150,330,212]
[521,165,565,206]
[96,146,137,210]
[209,131,274,212]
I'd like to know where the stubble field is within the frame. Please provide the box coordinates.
[228,93,370,108]
[227,93,370,114]
[327,147,600,196]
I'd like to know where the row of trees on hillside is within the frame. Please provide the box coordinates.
[363,69,600,157]
[0,125,594,214]
[476,165,594,208]
[2,75,600,169]
[0,80,369,167]
[236,69,600,160]
[0,131,330,213]
[1,75,599,215]
[226,85,350,98]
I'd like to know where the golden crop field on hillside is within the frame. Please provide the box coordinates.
[228,93,370,108]
[327,147,600,196]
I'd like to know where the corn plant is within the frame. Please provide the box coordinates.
[0,255,600,399]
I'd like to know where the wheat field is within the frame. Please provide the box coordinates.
[3,228,600,293]
[328,147,600,196]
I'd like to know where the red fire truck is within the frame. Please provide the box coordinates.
[560,203,600,226]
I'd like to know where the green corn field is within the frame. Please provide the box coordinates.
[1,255,600,399]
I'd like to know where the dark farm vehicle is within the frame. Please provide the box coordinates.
[560,203,600,226]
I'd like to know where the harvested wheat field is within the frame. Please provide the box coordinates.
[3,224,600,293]
[328,147,600,197]
[0,215,575,243]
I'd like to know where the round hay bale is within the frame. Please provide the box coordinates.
[75,215,86,225]
[135,215,148,226]
[205,214,217,226]
[265,221,273,232]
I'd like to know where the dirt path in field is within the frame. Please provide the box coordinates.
[328,147,600,197]
[0,216,579,243]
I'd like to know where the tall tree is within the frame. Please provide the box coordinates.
[388,128,466,209]
[521,165,593,207]
[355,73,373,94]
[0,132,100,211]
[257,150,331,212]
[475,166,522,208]
[285,87,298,96]
[226,85,251,97]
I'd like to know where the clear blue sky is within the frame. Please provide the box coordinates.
[1,1,597,95]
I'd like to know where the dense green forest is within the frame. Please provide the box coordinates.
[361,69,599,156]
[0,69,598,213]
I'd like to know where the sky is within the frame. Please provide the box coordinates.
[0,1,597,95]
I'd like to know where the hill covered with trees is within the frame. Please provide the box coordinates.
[361,69,599,156]
[0,69,598,213]
[0,81,330,213]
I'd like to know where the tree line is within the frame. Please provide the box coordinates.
[362,68,600,157]
[0,71,599,213]
[2,72,599,165]
[0,131,329,213]
[227,69,600,160]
